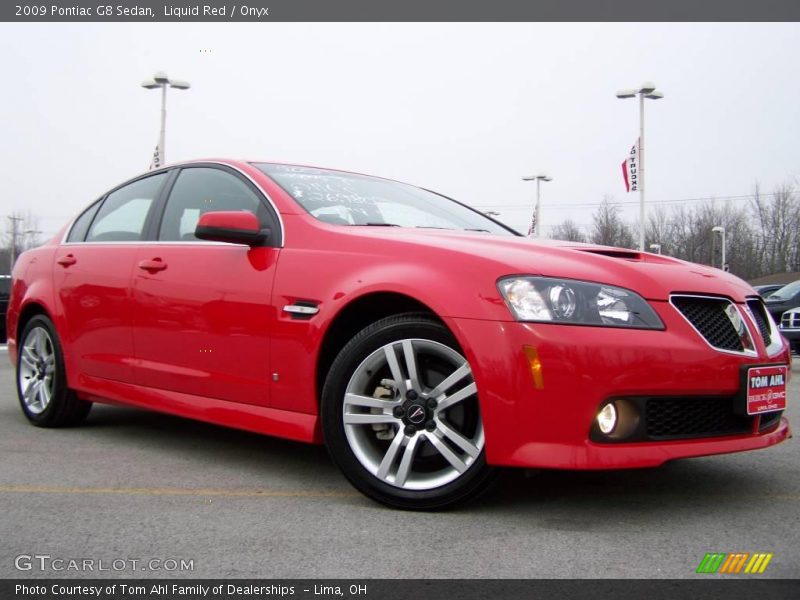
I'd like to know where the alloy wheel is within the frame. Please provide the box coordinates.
[342,338,484,491]
[18,326,56,415]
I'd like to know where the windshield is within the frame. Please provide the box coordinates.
[255,163,517,236]
[770,279,800,300]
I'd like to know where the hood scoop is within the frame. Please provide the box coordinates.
[575,248,643,261]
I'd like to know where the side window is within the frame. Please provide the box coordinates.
[158,168,265,242]
[66,200,101,243]
[86,173,166,242]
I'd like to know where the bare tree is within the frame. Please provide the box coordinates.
[645,206,672,254]
[548,179,800,279]
[549,219,586,243]
[749,182,799,274]
[590,196,635,248]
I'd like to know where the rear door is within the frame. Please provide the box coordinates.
[131,165,280,406]
[54,172,168,383]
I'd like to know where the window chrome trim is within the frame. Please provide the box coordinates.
[60,161,285,248]
[58,240,244,246]
[669,294,758,357]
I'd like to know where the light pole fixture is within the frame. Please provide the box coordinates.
[616,81,664,251]
[712,226,726,270]
[649,243,662,255]
[141,71,190,166]
[522,174,552,238]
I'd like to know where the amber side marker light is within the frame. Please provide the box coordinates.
[522,345,544,389]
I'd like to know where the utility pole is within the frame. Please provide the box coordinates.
[8,215,23,273]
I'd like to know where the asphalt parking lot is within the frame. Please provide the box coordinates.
[0,347,798,579]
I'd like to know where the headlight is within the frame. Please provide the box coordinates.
[498,276,664,329]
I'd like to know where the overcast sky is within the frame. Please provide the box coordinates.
[1,22,798,239]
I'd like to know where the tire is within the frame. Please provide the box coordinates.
[16,315,92,427]
[322,313,497,510]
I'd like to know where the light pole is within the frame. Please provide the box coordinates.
[141,72,190,166]
[616,82,664,251]
[712,226,726,270]
[649,243,662,255]
[7,215,23,272]
[522,174,552,237]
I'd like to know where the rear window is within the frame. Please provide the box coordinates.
[67,200,101,243]
[86,173,166,242]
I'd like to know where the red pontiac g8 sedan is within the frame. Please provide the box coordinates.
[6,160,792,509]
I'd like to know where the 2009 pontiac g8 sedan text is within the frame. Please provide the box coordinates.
[6,160,792,509]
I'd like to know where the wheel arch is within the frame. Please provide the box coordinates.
[17,300,50,328]
[315,291,444,405]
[14,301,53,357]
[13,300,72,385]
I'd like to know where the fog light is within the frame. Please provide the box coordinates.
[597,402,618,434]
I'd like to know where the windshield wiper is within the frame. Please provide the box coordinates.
[352,222,400,227]
[464,228,490,233]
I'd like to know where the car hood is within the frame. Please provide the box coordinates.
[337,228,755,302]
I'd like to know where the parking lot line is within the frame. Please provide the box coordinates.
[0,483,797,501]
[0,484,359,498]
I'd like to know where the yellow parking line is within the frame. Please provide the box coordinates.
[0,484,358,498]
[1,484,798,501]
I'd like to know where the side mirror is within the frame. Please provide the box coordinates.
[194,211,269,246]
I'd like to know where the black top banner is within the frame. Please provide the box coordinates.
[3,0,800,22]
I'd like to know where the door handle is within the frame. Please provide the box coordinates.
[138,258,167,272]
[56,255,77,267]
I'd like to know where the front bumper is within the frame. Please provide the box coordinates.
[445,301,792,470]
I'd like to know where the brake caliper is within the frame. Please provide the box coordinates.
[372,379,397,441]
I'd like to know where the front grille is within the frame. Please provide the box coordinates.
[781,311,800,330]
[645,397,751,440]
[672,296,743,352]
[747,298,772,346]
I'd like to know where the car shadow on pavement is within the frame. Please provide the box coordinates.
[472,458,790,518]
[80,404,338,483]
[73,404,793,514]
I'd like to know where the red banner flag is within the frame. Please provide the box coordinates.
[622,139,639,193]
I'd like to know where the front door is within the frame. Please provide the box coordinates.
[131,166,280,406]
